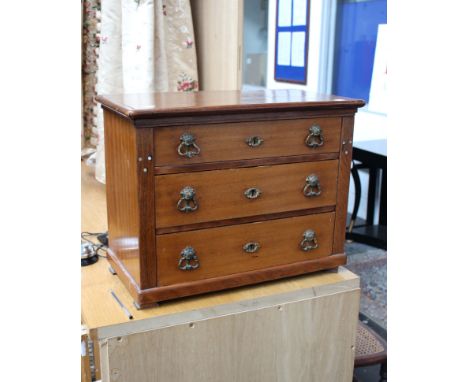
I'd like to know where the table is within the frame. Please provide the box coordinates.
[81,163,361,382]
[347,139,387,249]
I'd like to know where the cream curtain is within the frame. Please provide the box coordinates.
[95,0,199,183]
[81,0,101,150]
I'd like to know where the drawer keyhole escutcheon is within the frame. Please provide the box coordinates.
[245,136,264,147]
[244,187,262,199]
[305,125,324,148]
[177,186,199,212]
[301,230,319,251]
[178,132,201,158]
[303,174,321,197]
[243,242,261,253]
[178,246,200,270]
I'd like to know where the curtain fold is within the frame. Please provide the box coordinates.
[82,0,101,150]
[94,0,199,183]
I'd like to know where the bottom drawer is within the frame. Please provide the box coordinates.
[157,212,335,286]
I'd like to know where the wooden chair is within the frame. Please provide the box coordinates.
[353,320,387,381]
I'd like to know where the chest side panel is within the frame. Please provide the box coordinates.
[333,116,355,253]
[104,110,141,285]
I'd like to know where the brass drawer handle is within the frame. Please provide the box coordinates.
[244,187,262,199]
[177,132,201,158]
[245,136,264,147]
[305,125,324,148]
[178,246,200,270]
[177,186,199,212]
[243,242,261,253]
[303,174,321,197]
[301,230,319,251]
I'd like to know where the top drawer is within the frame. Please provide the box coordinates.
[154,118,342,166]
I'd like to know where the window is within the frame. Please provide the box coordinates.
[274,0,310,84]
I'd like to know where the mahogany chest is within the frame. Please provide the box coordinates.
[96,90,365,308]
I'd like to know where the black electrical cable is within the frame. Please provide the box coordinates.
[81,232,108,258]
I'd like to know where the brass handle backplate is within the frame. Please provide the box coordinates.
[244,187,262,199]
[303,174,321,197]
[178,132,201,158]
[178,246,200,270]
[177,186,199,212]
[305,125,324,148]
[300,230,319,251]
[245,136,264,147]
[243,242,261,253]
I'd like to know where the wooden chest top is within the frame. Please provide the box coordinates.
[97,90,365,308]
[96,90,364,120]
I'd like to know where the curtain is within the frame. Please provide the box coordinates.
[94,0,199,183]
[82,0,101,151]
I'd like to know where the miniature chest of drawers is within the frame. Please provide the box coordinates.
[96,90,365,308]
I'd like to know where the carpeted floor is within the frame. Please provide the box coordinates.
[344,242,387,381]
[345,242,387,330]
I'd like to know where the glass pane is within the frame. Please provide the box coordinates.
[243,0,269,88]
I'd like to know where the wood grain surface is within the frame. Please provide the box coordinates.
[154,117,341,166]
[82,161,357,333]
[135,108,358,129]
[81,162,107,234]
[333,116,355,254]
[81,329,92,382]
[191,0,243,91]
[153,152,339,175]
[103,288,360,382]
[135,128,157,289]
[156,212,335,286]
[95,89,365,120]
[155,160,339,228]
[96,90,364,306]
[139,254,346,306]
[155,206,336,235]
[103,110,141,284]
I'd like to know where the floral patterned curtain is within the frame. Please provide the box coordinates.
[86,0,198,183]
[82,0,101,150]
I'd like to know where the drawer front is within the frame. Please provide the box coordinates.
[154,118,342,166]
[155,160,338,228]
[157,212,335,286]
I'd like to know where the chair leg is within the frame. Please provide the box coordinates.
[379,168,387,226]
[366,167,377,225]
[348,162,362,233]
[379,360,387,382]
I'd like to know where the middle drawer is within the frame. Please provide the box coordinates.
[155,160,339,229]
